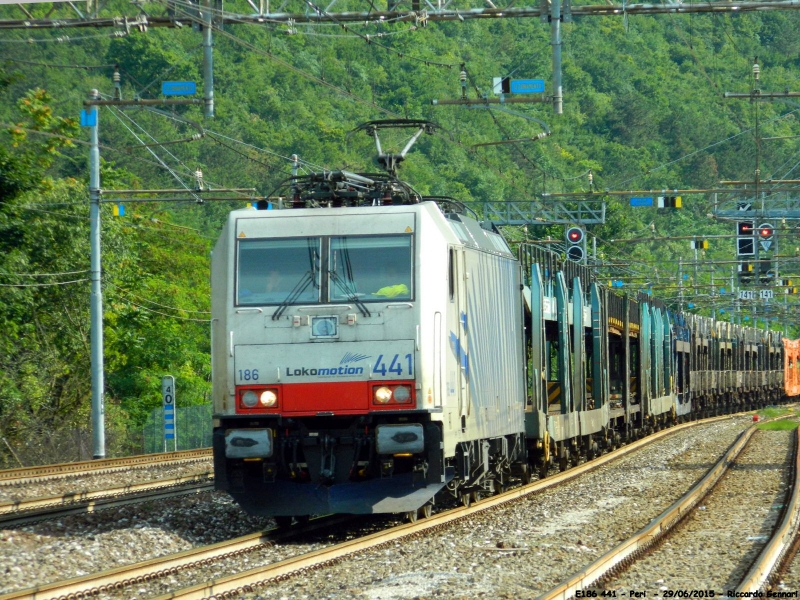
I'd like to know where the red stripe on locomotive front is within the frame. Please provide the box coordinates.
[283,381,370,414]
[234,381,417,416]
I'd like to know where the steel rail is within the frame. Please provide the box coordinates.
[0,449,212,486]
[535,418,782,600]
[0,413,759,600]
[736,428,800,593]
[148,414,742,600]
[0,515,356,600]
[0,474,213,528]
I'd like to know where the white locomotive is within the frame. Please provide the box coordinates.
[211,121,528,521]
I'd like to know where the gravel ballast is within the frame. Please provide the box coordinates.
[0,459,214,504]
[609,428,793,593]
[233,417,754,600]
[0,417,761,598]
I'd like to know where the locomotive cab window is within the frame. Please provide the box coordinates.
[329,235,413,302]
[237,238,321,306]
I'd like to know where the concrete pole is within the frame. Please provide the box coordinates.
[550,0,563,115]
[88,90,105,459]
[202,0,214,118]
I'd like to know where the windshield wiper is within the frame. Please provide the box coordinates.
[328,270,371,318]
[330,242,371,317]
[271,271,315,320]
[271,239,321,321]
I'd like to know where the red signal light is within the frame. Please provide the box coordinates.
[566,227,584,243]
[737,221,754,236]
[565,227,585,263]
[758,224,774,240]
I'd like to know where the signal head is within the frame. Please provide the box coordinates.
[566,227,584,244]
[737,221,754,236]
[758,223,774,240]
[565,226,586,262]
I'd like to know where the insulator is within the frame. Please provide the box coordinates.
[112,66,122,100]
[753,62,760,80]
[588,170,593,185]
[459,70,467,84]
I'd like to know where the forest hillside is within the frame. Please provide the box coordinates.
[1,0,799,464]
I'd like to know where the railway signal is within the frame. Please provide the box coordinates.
[565,226,586,263]
[739,261,754,283]
[737,221,755,256]
[758,223,775,251]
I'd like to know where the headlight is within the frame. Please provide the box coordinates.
[260,390,278,407]
[393,386,411,403]
[374,386,392,404]
[242,390,258,408]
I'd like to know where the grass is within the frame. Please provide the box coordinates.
[757,419,800,431]
[758,407,793,419]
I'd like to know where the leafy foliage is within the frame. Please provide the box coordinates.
[1,7,800,461]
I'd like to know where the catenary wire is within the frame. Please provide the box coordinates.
[108,101,202,180]
[0,31,130,44]
[0,279,90,287]
[0,270,90,278]
[113,298,211,322]
[105,105,202,200]
[105,281,210,314]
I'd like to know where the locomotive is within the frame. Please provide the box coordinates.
[210,120,797,523]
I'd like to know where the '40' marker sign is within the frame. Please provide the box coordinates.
[162,375,176,445]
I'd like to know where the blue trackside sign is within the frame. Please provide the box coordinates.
[162,81,197,96]
[630,197,654,207]
[510,79,545,94]
[79,109,97,127]
[162,375,177,450]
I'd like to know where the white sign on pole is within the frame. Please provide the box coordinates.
[162,375,176,452]
[738,289,775,300]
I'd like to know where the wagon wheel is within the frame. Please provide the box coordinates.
[419,503,433,519]
[559,445,570,472]
[520,463,532,485]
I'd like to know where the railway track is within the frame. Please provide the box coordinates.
[0,449,212,487]
[537,418,800,599]
[747,424,800,594]
[0,514,358,600]
[0,473,214,528]
[1,413,750,600]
